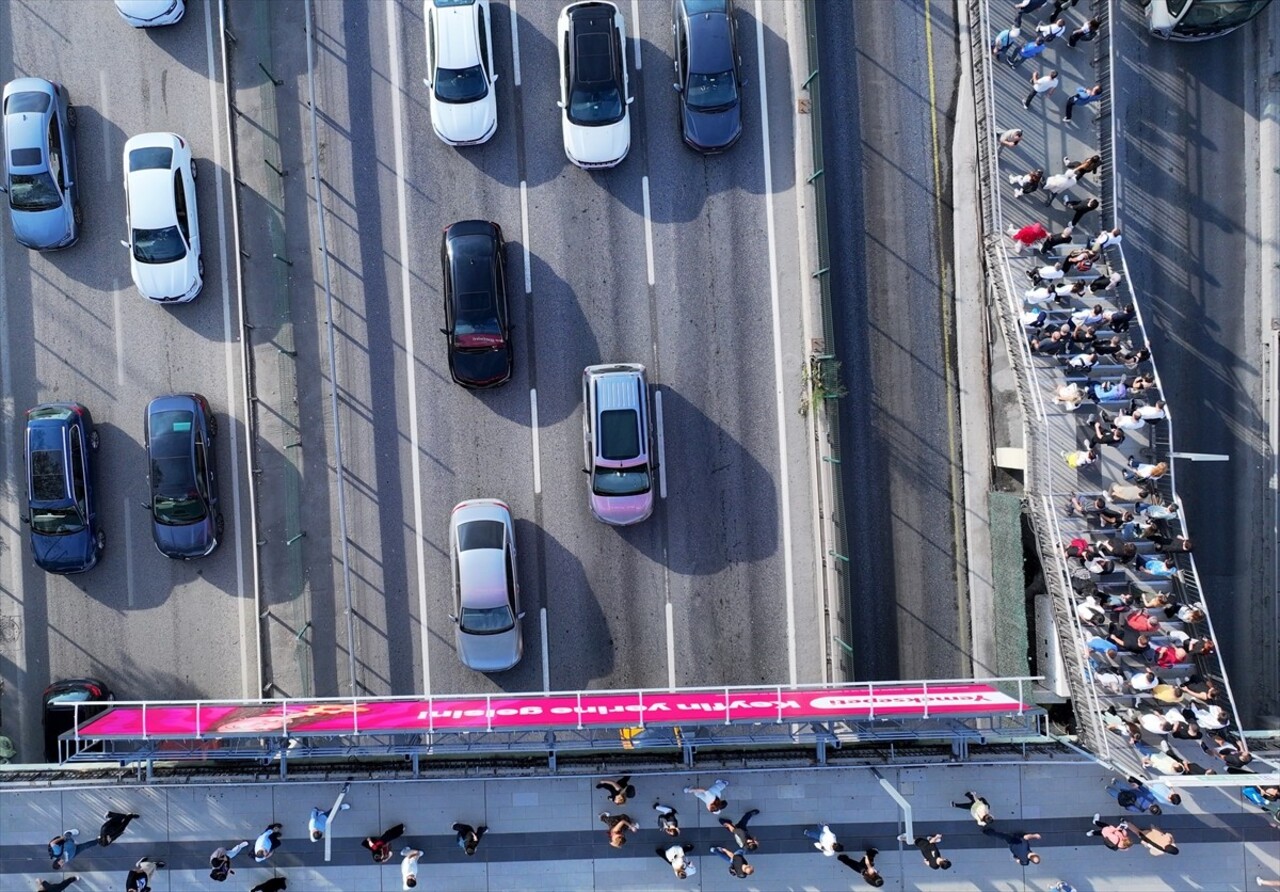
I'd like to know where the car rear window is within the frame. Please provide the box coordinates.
[129,146,173,171]
[599,409,641,460]
[458,519,504,551]
[4,91,51,114]
[9,147,43,168]
[31,448,67,501]
[683,0,728,13]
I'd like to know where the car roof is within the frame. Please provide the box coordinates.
[687,10,734,72]
[458,547,508,608]
[435,3,482,70]
[568,3,618,84]
[127,167,177,229]
[3,81,53,172]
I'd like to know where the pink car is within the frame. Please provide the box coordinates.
[582,364,655,525]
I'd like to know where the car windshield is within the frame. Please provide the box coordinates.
[132,226,188,264]
[435,65,489,103]
[460,604,515,635]
[593,465,650,496]
[455,291,500,338]
[686,69,737,110]
[151,411,205,525]
[570,83,623,125]
[4,91,51,114]
[128,146,173,171]
[8,171,62,211]
[31,507,84,535]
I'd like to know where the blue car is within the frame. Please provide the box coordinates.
[23,403,102,574]
[2,77,79,250]
[144,394,221,559]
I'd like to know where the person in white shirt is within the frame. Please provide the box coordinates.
[1129,669,1159,692]
[1134,399,1167,421]
[1036,17,1066,42]
[1114,410,1146,431]
[309,802,350,842]
[401,847,423,889]
[1024,69,1060,109]
[1093,227,1123,250]
[805,823,843,856]
[659,842,697,879]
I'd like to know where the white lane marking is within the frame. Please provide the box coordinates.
[655,388,667,498]
[641,175,655,286]
[205,0,252,699]
[530,388,542,494]
[112,282,125,385]
[540,606,550,691]
[98,69,113,183]
[123,496,136,609]
[755,0,797,685]
[520,180,531,294]
[0,195,15,675]
[387,2,432,695]
[630,0,641,69]
[509,0,522,87]
[665,600,676,690]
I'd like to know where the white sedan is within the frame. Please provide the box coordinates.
[122,133,201,304]
[424,0,498,146]
[557,1,632,169]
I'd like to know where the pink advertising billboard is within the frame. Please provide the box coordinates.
[73,684,1026,741]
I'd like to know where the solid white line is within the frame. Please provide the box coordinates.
[123,496,136,609]
[630,0,641,69]
[98,70,112,183]
[755,0,797,685]
[204,0,251,699]
[520,180,531,294]
[655,388,667,498]
[641,175,655,286]
[509,0,522,87]
[387,2,432,695]
[540,606,550,691]
[530,388,542,494]
[665,600,676,690]
[112,283,125,385]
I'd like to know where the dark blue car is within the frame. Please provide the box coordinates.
[671,0,744,154]
[144,393,221,559]
[23,403,102,574]
[2,77,80,250]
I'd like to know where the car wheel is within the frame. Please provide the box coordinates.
[73,203,83,227]
[95,529,105,552]
[207,413,218,438]
[190,160,198,181]
[67,104,77,128]
[215,513,225,537]
[89,428,100,451]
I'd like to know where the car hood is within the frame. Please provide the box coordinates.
[32,528,97,574]
[456,625,522,673]
[12,204,75,250]
[590,491,653,526]
[132,255,200,303]
[682,103,742,153]
[153,516,216,559]
[451,344,511,388]
[563,118,630,167]
[432,94,497,145]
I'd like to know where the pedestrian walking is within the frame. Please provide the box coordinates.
[254,823,283,863]
[991,26,1020,57]
[838,848,884,887]
[1049,884,1079,892]
[35,880,79,892]
[47,830,93,870]
[1093,227,1123,250]
[1048,0,1080,17]
[684,779,729,814]
[362,823,405,863]
[1024,69,1060,109]
[951,790,995,826]
[657,842,697,879]
[401,846,423,888]
[309,801,351,841]
[1008,35,1048,66]
[983,827,1042,864]
[654,801,681,835]
[1009,220,1049,249]
[1063,83,1103,122]
[249,879,288,892]
[1068,17,1103,47]
[596,775,636,805]
[1136,824,1180,855]
[719,808,760,850]
[208,841,249,882]
[1042,171,1078,206]
[453,822,486,856]
[709,845,755,877]
[1041,226,1073,253]
[805,823,843,855]
[1027,261,1065,286]
[600,812,639,848]
[1010,168,1045,197]
[97,811,140,847]
[123,857,165,891]
[1013,0,1049,28]
[1036,17,1066,42]
[1065,196,1101,227]
[899,832,951,870]
[999,128,1024,151]
[1086,813,1136,850]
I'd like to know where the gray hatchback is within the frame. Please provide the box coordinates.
[2,77,79,250]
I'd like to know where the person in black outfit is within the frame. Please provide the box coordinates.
[839,847,885,886]
[900,833,951,869]
[709,845,754,877]
[718,809,760,850]
[250,879,288,892]
[98,811,140,847]
[596,775,636,805]
[361,823,405,862]
[453,822,486,856]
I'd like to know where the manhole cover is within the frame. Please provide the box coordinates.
[0,616,19,643]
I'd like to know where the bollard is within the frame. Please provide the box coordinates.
[265,158,287,177]
[286,532,307,546]
[273,253,294,267]
[258,61,284,86]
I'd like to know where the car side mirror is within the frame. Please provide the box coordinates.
[19,515,29,525]
[0,185,8,194]
[121,240,130,249]
[423,77,432,88]
[582,468,590,474]
[517,611,526,619]
[140,502,150,510]
[556,100,565,109]
[448,613,458,622]
[626,96,635,105]
[491,73,499,83]
[440,328,450,336]
[672,83,682,92]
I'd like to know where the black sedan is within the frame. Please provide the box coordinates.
[144,393,221,559]
[440,219,512,388]
[43,678,113,762]
[672,0,744,154]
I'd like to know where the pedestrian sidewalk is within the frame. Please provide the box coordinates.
[2,759,1277,890]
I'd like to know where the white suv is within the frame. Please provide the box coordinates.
[424,0,498,146]
[556,1,632,169]
[122,133,201,303]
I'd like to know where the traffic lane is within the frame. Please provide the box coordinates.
[1113,5,1265,723]
[815,0,966,682]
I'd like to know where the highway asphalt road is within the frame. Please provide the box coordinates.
[0,0,258,761]
[1112,0,1277,727]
